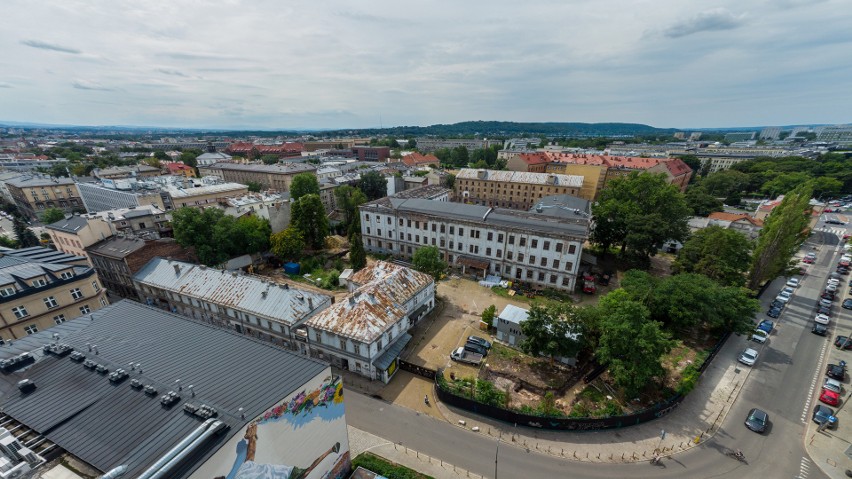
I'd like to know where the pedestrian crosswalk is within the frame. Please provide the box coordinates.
[813,227,846,237]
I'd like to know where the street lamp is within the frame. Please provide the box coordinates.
[494,432,500,479]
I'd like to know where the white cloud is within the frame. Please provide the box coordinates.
[0,0,849,129]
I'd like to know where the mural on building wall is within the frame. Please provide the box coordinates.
[197,373,350,479]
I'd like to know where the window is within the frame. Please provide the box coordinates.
[519,237,526,247]
[458,243,463,251]
[32,278,47,287]
[367,227,371,234]
[496,249,502,258]
[387,217,391,225]
[518,253,524,262]
[568,244,576,254]
[526,270,533,279]
[509,235,515,245]
[53,314,66,324]
[450,226,454,234]
[486,247,491,256]
[432,224,436,232]
[498,234,504,242]
[543,241,550,251]
[538,272,545,281]
[553,259,560,269]
[339,338,346,350]
[0,287,15,297]
[449,241,454,249]
[80,305,91,314]
[458,228,464,236]
[565,262,574,271]
[487,232,493,241]
[540,257,547,267]
[60,271,74,280]
[70,288,84,299]
[529,255,535,265]
[550,275,557,284]
[440,224,446,233]
[12,306,28,319]
[377,338,383,350]
[556,243,563,253]
[365,214,370,222]
[44,296,58,308]
[415,235,420,243]
[24,325,38,335]
[562,277,571,287]
[399,218,404,226]
[531,239,538,248]
[407,220,411,227]
[440,239,445,247]
[507,252,513,260]
[100,297,108,306]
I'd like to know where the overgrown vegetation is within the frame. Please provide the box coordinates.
[352,453,435,479]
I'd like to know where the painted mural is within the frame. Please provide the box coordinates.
[193,370,351,479]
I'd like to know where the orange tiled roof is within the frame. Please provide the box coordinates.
[402,152,440,167]
[660,158,692,176]
[518,152,549,165]
[708,212,764,227]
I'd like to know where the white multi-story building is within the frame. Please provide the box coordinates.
[303,261,435,383]
[359,194,591,291]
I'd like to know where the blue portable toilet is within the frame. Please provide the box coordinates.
[283,262,300,275]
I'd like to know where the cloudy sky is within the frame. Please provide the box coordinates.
[1,0,850,130]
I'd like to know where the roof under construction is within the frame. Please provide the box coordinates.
[0,300,327,478]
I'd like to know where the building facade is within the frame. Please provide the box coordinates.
[0,253,107,341]
[87,238,195,298]
[304,261,435,382]
[414,138,503,152]
[77,182,167,213]
[198,162,316,191]
[5,177,83,219]
[351,146,390,162]
[45,214,113,264]
[454,169,583,210]
[359,196,590,291]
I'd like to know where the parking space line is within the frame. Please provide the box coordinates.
[800,339,829,423]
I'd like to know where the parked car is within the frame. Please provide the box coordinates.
[843,298,852,309]
[813,323,828,336]
[826,284,839,293]
[803,257,815,264]
[757,320,774,334]
[776,291,793,303]
[752,329,769,343]
[820,389,840,406]
[815,314,831,325]
[463,342,488,357]
[450,347,483,365]
[744,408,769,433]
[806,252,817,259]
[836,336,852,350]
[813,405,838,429]
[766,307,782,318]
[819,298,833,308]
[738,348,758,366]
[838,267,850,275]
[820,291,835,301]
[827,278,841,285]
[769,300,785,310]
[827,363,846,381]
[823,378,843,394]
[467,336,492,350]
[786,278,800,288]
[818,305,832,316]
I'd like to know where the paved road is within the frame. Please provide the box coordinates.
[347,229,842,479]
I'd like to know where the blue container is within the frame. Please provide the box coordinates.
[283,262,300,275]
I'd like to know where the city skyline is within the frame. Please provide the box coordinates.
[1,0,850,130]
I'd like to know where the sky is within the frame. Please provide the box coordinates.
[1,0,851,130]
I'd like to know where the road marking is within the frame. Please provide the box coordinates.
[796,456,811,478]
[801,339,829,422]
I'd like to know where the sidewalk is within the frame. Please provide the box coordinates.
[341,332,754,465]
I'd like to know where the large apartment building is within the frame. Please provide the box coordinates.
[454,169,584,208]
[0,249,108,341]
[359,194,591,291]
[45,214,113,264]
[415,138,503,152]
[87,238,195,298]
[5,176,83,219]
[198,162,316,191]
[545,153,693,196]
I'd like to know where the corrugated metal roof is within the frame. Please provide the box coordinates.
[0,300,328,478]
[165,182,247,198]
[2,246,86,265]
[498,304,529,325]
[45,215,89,233]
[134,258,331,326]
[307,262,433,342]
[87,237,147,259]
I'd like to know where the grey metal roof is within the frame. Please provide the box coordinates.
[87,237,146,259]
[134,258,332,326]
[203,162,316,174]
[374,333,411,370]
[2,246,87,265]
[5,176,76,187]
[498,304,529,325]
[45,215,89,233]
[0,300,328,477]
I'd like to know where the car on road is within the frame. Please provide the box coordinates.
[843,299,852,309]
[820,389,840,406]
[826,218,847,225]
[813,323,829,336]
[815,314,831,325]
[819,298,832,308]
[813,405,838,429]
[820,291,835,301]
[738,348,758,366]
[466,336,492,350]
[827,363,846,381]
[803,257,815,264]
[766,307,781,318]
[769,300,785,310]
[752,329,769,343]
[744,408,769,433]
[757,320,774,334]
[786,278,800,288]
[818,305,832,316]
[836,336,852,350]
[823,378,843,394]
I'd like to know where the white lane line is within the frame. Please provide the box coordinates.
[801,339,829,422]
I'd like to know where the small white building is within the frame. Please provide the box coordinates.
[494,304,580,366]
[303,261,435,382]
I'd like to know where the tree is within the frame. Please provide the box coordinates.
[334,185,367,227]
[0,236,17,248]
[40,208,65,224]
[270,227,305,262]
[411,246,446,280]
[677,155,702,181]
[289,173,320,201]
[434,148,452,165]
[674,226,752,286]
[812,176,843,198]
[481,304,497,328]
[290,194,329,250]
[349,232,367,271]
[172,208,227,265]
[760,172,810,198]
[748,183,813,290]
[519,304,584,364]
[450,146,469,167]
[684,186,723,217]
[595,290,674,397]
[230,215,271,255]
[446,173,456,189]
[591,172,690,261]
[13,217,39,248]
[701,170,749,198]
[261,155,279,165]
[179,148,202,168]
[359,171,388,201]
[154,151,169,161]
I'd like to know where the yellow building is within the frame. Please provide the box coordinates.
[45,214,113,265]
[454,169,584,209]
[5,176,83,220]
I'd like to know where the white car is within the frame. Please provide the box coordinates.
[827,278,841,286]
[786,278,800,288]
[826,284,838,293]
[752,329,769,343]
[776,291,792,303]
[815,314,831,325]
[738,348,759,366]
[824,378,843,394]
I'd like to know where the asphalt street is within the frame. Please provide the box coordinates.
[347,225,846,479]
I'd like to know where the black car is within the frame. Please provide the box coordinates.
[769,300,785,310]
[745,408,769,433]
[766,307,782,318]
[813,323,829,336]
[463,342,488,357]
[843,299,852,310]
[813,405,837,429]
[838,267,850,275]
[467,336,492,350]
[821,291,835,301]
[827,364,846,381]
[836,336,852,350]
[818,305,832,316]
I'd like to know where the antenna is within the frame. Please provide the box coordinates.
[175,379,182,391]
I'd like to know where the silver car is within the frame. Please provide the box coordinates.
[738,348,758,366]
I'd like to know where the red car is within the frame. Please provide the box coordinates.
[803,257,815,264]
[820,389,840,406]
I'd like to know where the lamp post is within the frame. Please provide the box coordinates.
[494,433,500,479]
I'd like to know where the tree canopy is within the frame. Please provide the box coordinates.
[171,208,271,265]
[289,173,320,201]
[591,172,690,261]
[359,171,388,200]
[290,194,329,250]
[411,246,446,280]
[40,208,66,224]
[684,186,723,217]
[335,185,367,230]
[673,226,752,287]
[270,227,305,262]
[349,232,367,271]
[519,304,584,364]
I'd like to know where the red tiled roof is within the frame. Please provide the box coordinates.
[518,152,549,165]
[226,142,304,154]
[165,162,193,173]
[660,158,692,176]
[402,152,440,167]
[708,212,764,227]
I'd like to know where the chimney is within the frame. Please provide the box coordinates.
[173,264,181,275]
[308,297,313,309]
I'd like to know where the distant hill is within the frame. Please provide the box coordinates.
[324,121,675,138]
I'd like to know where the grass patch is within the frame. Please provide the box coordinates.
[492,343,523,360]
[352,452,435,479]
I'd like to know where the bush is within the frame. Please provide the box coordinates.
[352,453,435,479]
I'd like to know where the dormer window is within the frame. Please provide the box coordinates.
[60,271,74,280]
[0,287,15,297]
[31,278,47,287]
